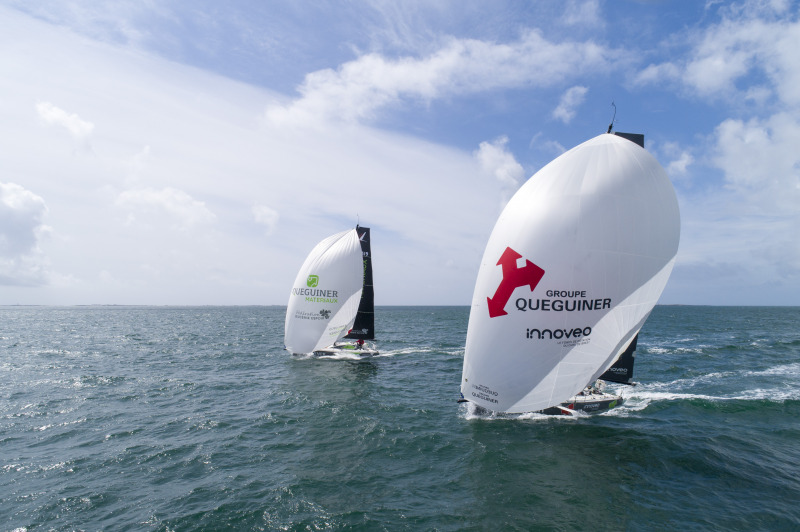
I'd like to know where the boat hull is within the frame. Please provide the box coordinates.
[460,381,624,416]
[540,393,623,416]
[312,341,379,357]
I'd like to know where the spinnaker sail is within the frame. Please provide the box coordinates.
[461,133,680,413]
[284,228,364,355]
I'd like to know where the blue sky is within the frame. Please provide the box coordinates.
[1,0,798,305]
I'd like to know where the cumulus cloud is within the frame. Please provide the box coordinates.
[713,113,800,214]
[252,204,279,235]
[552,85,588,124]
[267,31,621,126]
[0,182,49,286]
[682,25,758,97]
[659,141,695,178]
[667,151,694,176]
[474,136,525,197]
[634,4,800,106]
[632,4,800,290]
[116,187,217,230]
[667,5,800,215]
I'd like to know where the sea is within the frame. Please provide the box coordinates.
[2,305,799,531]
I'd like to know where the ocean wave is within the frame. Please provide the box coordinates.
[744,362,800,378]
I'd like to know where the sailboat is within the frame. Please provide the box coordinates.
[460,131,680,416]
[284,226,378,356]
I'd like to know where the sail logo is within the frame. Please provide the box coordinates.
[527,327,591,339]
[291,280,339,303]
[294,310,330,321]
[487,247,545,318]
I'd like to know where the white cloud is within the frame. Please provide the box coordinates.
[0,182,50,286]
[267,31,621,126]
[253,205,279,235]
[629,4,800,301]
[475,137,524,190]
[116,187,217,230]
[37,101,94,140]
[0,6,510,305]
[713,113,800,214]
[535,138,567,158]
[0,182,49,255]
[552,85,588,124]
[3,2,798,306]
[682,23,757,97]
[658,141,695,178]
[561,0,603,28]
[673,9,800,213]
[635,6,800,107]
[667,151,694,176]
[632,62,681,87]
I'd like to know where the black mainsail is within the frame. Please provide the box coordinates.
[599,334,638,385]
[344,226,374,341]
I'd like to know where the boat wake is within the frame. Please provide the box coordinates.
[293,351,379,361]
[611,374,800,414]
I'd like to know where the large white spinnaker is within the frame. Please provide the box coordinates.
[284,229,364,354]
[461,133,680,413]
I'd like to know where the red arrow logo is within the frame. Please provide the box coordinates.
[487,247,545,318]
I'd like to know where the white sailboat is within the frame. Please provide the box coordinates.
[460,131,680,415]
[284,226,378,356]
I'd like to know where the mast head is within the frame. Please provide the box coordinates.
[613,132,645,148]
[605,102,644,147]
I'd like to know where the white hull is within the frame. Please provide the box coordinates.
[461,380,623,416]
[312,341,379,357]
[541,381,623,415]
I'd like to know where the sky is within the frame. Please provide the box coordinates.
[1,0,798,306]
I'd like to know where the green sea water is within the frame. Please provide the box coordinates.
[2,305,799,530]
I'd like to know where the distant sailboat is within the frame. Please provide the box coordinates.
[460,132,680,415]
[284,226,378,356]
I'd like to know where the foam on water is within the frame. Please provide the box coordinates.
[746,362,800,377]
